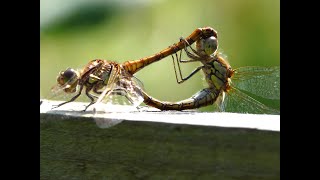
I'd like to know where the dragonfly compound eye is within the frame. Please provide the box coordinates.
[63,68,76,80]
[56,68,78,85]
[56,68,80,93]
[196,36,218,56]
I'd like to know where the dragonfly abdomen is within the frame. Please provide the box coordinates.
[142,88,219,110]
[122,27,218,75]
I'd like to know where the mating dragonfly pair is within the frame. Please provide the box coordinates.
[47,27,280,114]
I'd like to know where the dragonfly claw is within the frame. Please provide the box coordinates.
[51,104,60,110]
[81,105,88,112]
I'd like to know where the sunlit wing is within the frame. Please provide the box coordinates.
[93,69,145,111]
[93,72,145,129]
[93,66,119,108]
[231,66,280,100]
[113,73,144,108]
[44,79,86,102]
[132,75,145,91]
[48,83,69,100]
[223,87,280,114]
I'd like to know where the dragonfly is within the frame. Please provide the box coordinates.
[49,60,145,112]
[47,27,217,111]
[140,35,280,114]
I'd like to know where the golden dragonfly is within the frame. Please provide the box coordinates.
[50,60,144,111]
[140,34,280,114]
[48,27,216,111]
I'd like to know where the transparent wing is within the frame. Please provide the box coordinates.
[132,75,145,91]
[93,71,145,129]
[116,72,145,108]
[93,68,144,111]
[44,81,88,103]
[47,83,72,100]
[95,68,118,104]
[231,66,280,100]
[223,87,280,114]
[42,67,88,103]
[93,66,119,110]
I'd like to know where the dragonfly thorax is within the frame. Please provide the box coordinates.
[82,60,120,92]
[203,55,234,94]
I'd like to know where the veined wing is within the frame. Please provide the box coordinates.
[222,87,280,115]
[103,76,144,107]
[93,71,145,129]
[231,66,280,100]
[44,77,86,103]
[47,83,72,100]
[93,68,144,111]
[120,74,145,107]
[93,65,120,109]
[132,75,145,91]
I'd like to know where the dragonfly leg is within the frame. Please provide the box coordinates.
[170,42,187,83]
[171,50,204,84]
[183,50,201,61]
[171,38,201,62]
[171,39,204,84]
[176,66,204,84]
[180,37,203,60]
[82,87,95,112]
[172,52,203,84]
[51,85,84,110]
[171,50,183,84]
[93,88,102,96]
[90,93,100,99]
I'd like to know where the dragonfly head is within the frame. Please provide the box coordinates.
[202,27,218,39]
[196,36,218,57]
[56,68,80,93]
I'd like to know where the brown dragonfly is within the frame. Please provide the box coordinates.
[140,35,280,114]
[48,27,216,111]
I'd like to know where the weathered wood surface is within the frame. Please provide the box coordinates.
[40,100,280,179]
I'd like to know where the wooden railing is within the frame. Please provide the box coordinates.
[40,99,280,179]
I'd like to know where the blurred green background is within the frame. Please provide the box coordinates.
[40,0,279,112]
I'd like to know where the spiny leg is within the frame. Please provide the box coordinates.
[171,39,204,84]
[180,37,203,58]
[178,37,202,62]
[171,41,197,84]
[173,61,204,84]
[51,85,84,110]
[171,43,184,84]
[82,87,95,112]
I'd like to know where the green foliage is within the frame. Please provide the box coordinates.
[42,5,120,34]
